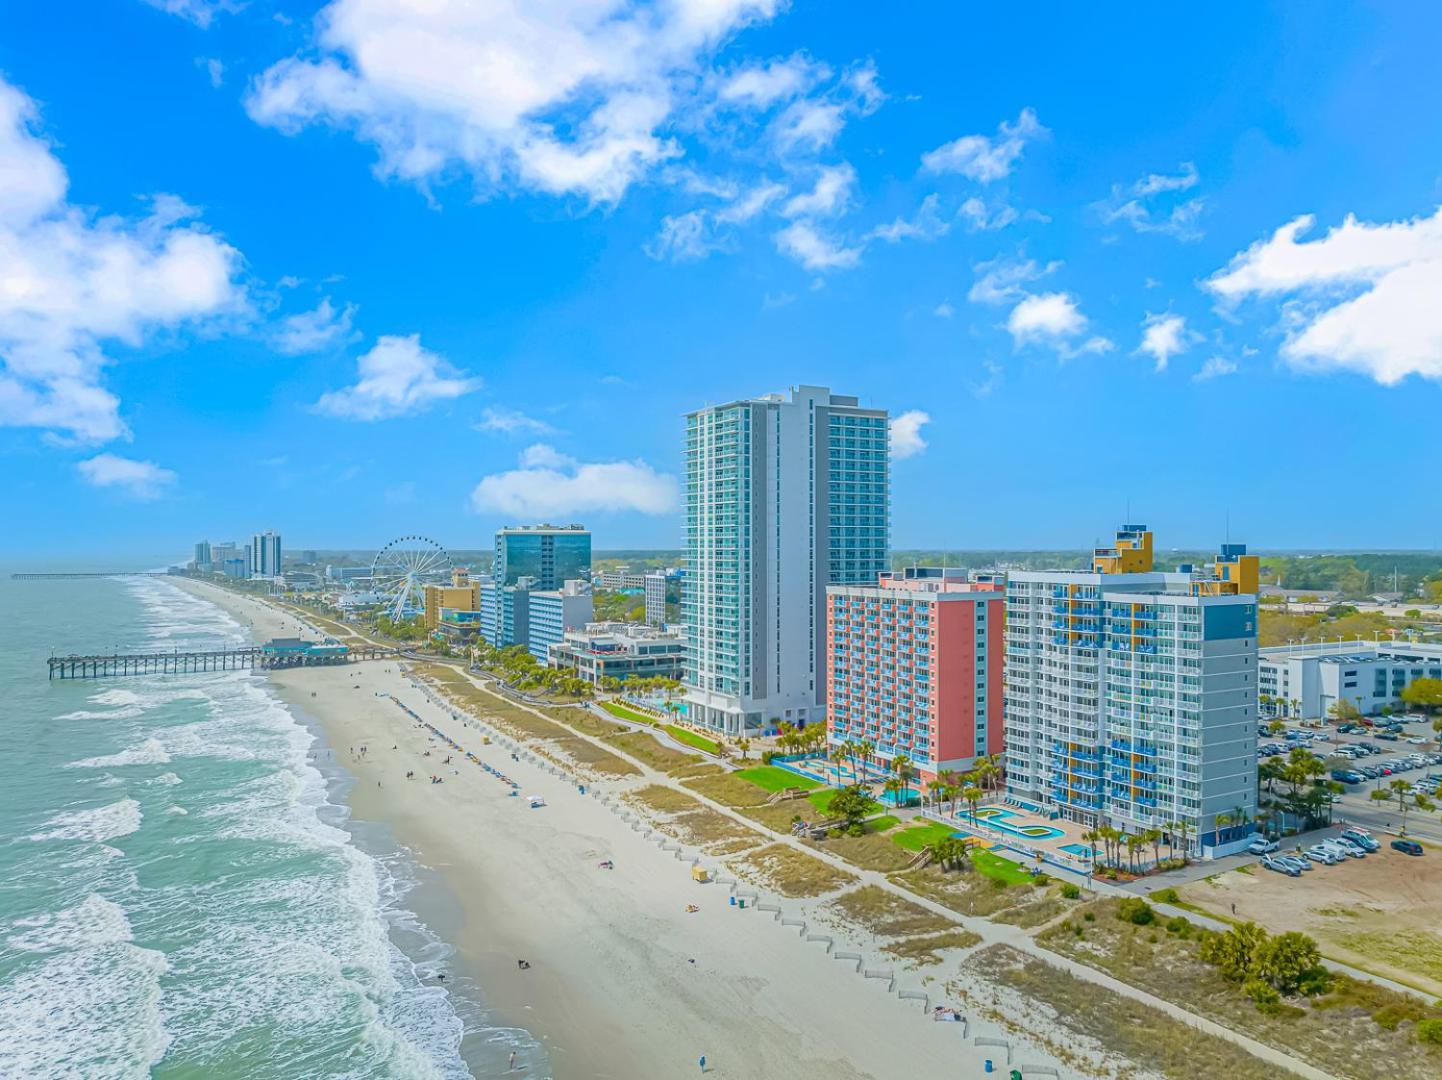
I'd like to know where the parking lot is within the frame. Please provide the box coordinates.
[1178,844,1442,996]
[1259,714,1442,846]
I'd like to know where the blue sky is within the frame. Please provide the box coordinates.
[3,1,1442,558]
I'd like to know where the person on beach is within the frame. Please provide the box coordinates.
[508,1050,517,1070]
[698,1054,707,1072]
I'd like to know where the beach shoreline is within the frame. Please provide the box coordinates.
[165,578,1064,1080]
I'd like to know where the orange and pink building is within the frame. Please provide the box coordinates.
[825,567,1005,787]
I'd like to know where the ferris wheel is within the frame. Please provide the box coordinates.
[370,536,452,622]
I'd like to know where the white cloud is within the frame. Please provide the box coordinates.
[933,301,954,318]
[868,193,948,243]
[718,54,828,108]
[1094,162,1204,240]
[76,453,177,500]
[957,196,1018,232]
[1193,356,1238,381]
[470,443,678,517]
[247,0,786,205]
[968,255,1061,306]
[142,0,233,27]
[971,360,1003,399]
[274,297,358,355]
[921,107,1045,183]
[1135,312,1196,372]
[773,220,862,271]
[714,180,786,224]
[1207,207,1442,384]
[0,76,245,445]
[783,163,856,218]
[198,58,225,88]
[770,98,846,154]
[889,410,930,460]
[314,334,480,420]
[1007,292,1113,357]
[645,210,723,262]
[475,406,556,435]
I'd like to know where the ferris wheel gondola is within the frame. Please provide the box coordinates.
[370,536,452,622]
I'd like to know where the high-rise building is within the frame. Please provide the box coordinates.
[250,531,282,578]
[193,541,212,570]
[683,385,889,735]
[494,525,590,590]
[643,572,667,628]
[526,580,594,662]
[1004,526,1260,855]
[827,568,1004,785]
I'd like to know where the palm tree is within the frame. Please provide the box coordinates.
[882,775,903,808]
[1125,833,1145,874]
[892,756,915,806]
[1214,811,1233,847]
[829,743,848,785]
[973,756,997,795]
[737,737,750,761]
[962,785,983,827]
[1145,828,1163,870]
[1081,828,1099,866]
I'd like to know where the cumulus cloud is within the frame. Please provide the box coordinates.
[1094,162,1204,240]
[933,301,954,318]
[968,255,1061,306]
[470,443,678,517]
[0,76,245,445]
[957,197,1018,233]
[1006,292,1113,357]
[274,297,358,355]
[314,334,480,420]
[247,0,786,205]
[773,220,862,271]
[1207,207,1442,384]
[921,108,1045,183]
[475,406,556,435]
[76,453,177,499]
[1135,312,1196,372]
[644,180,787,262]
[889,410,930,460]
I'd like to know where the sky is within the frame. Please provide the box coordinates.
[3,1,1442,559]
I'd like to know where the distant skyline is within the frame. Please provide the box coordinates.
[4,3,1442,554]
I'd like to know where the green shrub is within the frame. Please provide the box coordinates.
[1245,978,1281,1013]
[1152,887,1180,904]
[1083,911,1095,922]
[1060,882,1081,900]
[1166,915,1191,935]
[1116,897,1155,926]
[1417,1019,1442,1046]
[1031,873,1051,888]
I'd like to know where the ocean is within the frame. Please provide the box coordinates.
[0,573,542,1078]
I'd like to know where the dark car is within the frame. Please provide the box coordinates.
[1391,839,1424,856]
[1377,732,1400,741]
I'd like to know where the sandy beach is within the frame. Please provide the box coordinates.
[170,579,1070,1079]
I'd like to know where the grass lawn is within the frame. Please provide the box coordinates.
[969,849,1033,885]
[600,700,657,726]
[664,725,721,755]
[891,820,960,853]
[866,815,900,833]
[806,788,880,816]
[734,765,821,792]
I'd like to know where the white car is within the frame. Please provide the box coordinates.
[1305,846,1338,865]
[1248,838,1280,855]
[1262,855,1300,877]
[1324,839,1365,859]
[1406,736,1427,745]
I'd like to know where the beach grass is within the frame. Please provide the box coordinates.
[961,945,1277,1080]
[555,737,641,777]
[881,929,982,966]
[630,785,705,814]
[684,772,773,808]
[734,766,821,793]
[671,763,725,780]
[544,706,629,739]
[606,730,703,775]
[808,829,916,873]
[731,844,858,898]
[827,885,957,937]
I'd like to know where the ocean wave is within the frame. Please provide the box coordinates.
[33,798,142,844]
[70,737,171,769]
[0,895,170,1078]
[55,706,146,721]
[90,689,141,707]
[151,772,182,786]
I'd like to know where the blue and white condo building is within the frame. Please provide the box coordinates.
[683,385,889,735]
[1003,526,1260,855]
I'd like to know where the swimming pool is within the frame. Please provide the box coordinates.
[967,806,1066,841]
[1059,842,1094,859]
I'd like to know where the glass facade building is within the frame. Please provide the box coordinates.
[493,525,591,590]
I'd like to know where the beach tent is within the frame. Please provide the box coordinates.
[527,795,546,808]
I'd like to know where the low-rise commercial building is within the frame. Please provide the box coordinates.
[827,568,1004,785]
[1259,641,1442,718]
[548,622,687,685]
[422,568,481,631]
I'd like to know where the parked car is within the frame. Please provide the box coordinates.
[1248,837,1280,855]
[1305,846,1338,865]
[1377,732,1400,741]
[1279,854,1313,873]
[1341,829,1380,852]
[1406,736,1427,745]
[1262,855,1301,876]
[1328,838,1367,858]
[1391,839,1424,856]
[1330,769,1364,784]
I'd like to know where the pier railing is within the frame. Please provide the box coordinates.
[46,644,394,679]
